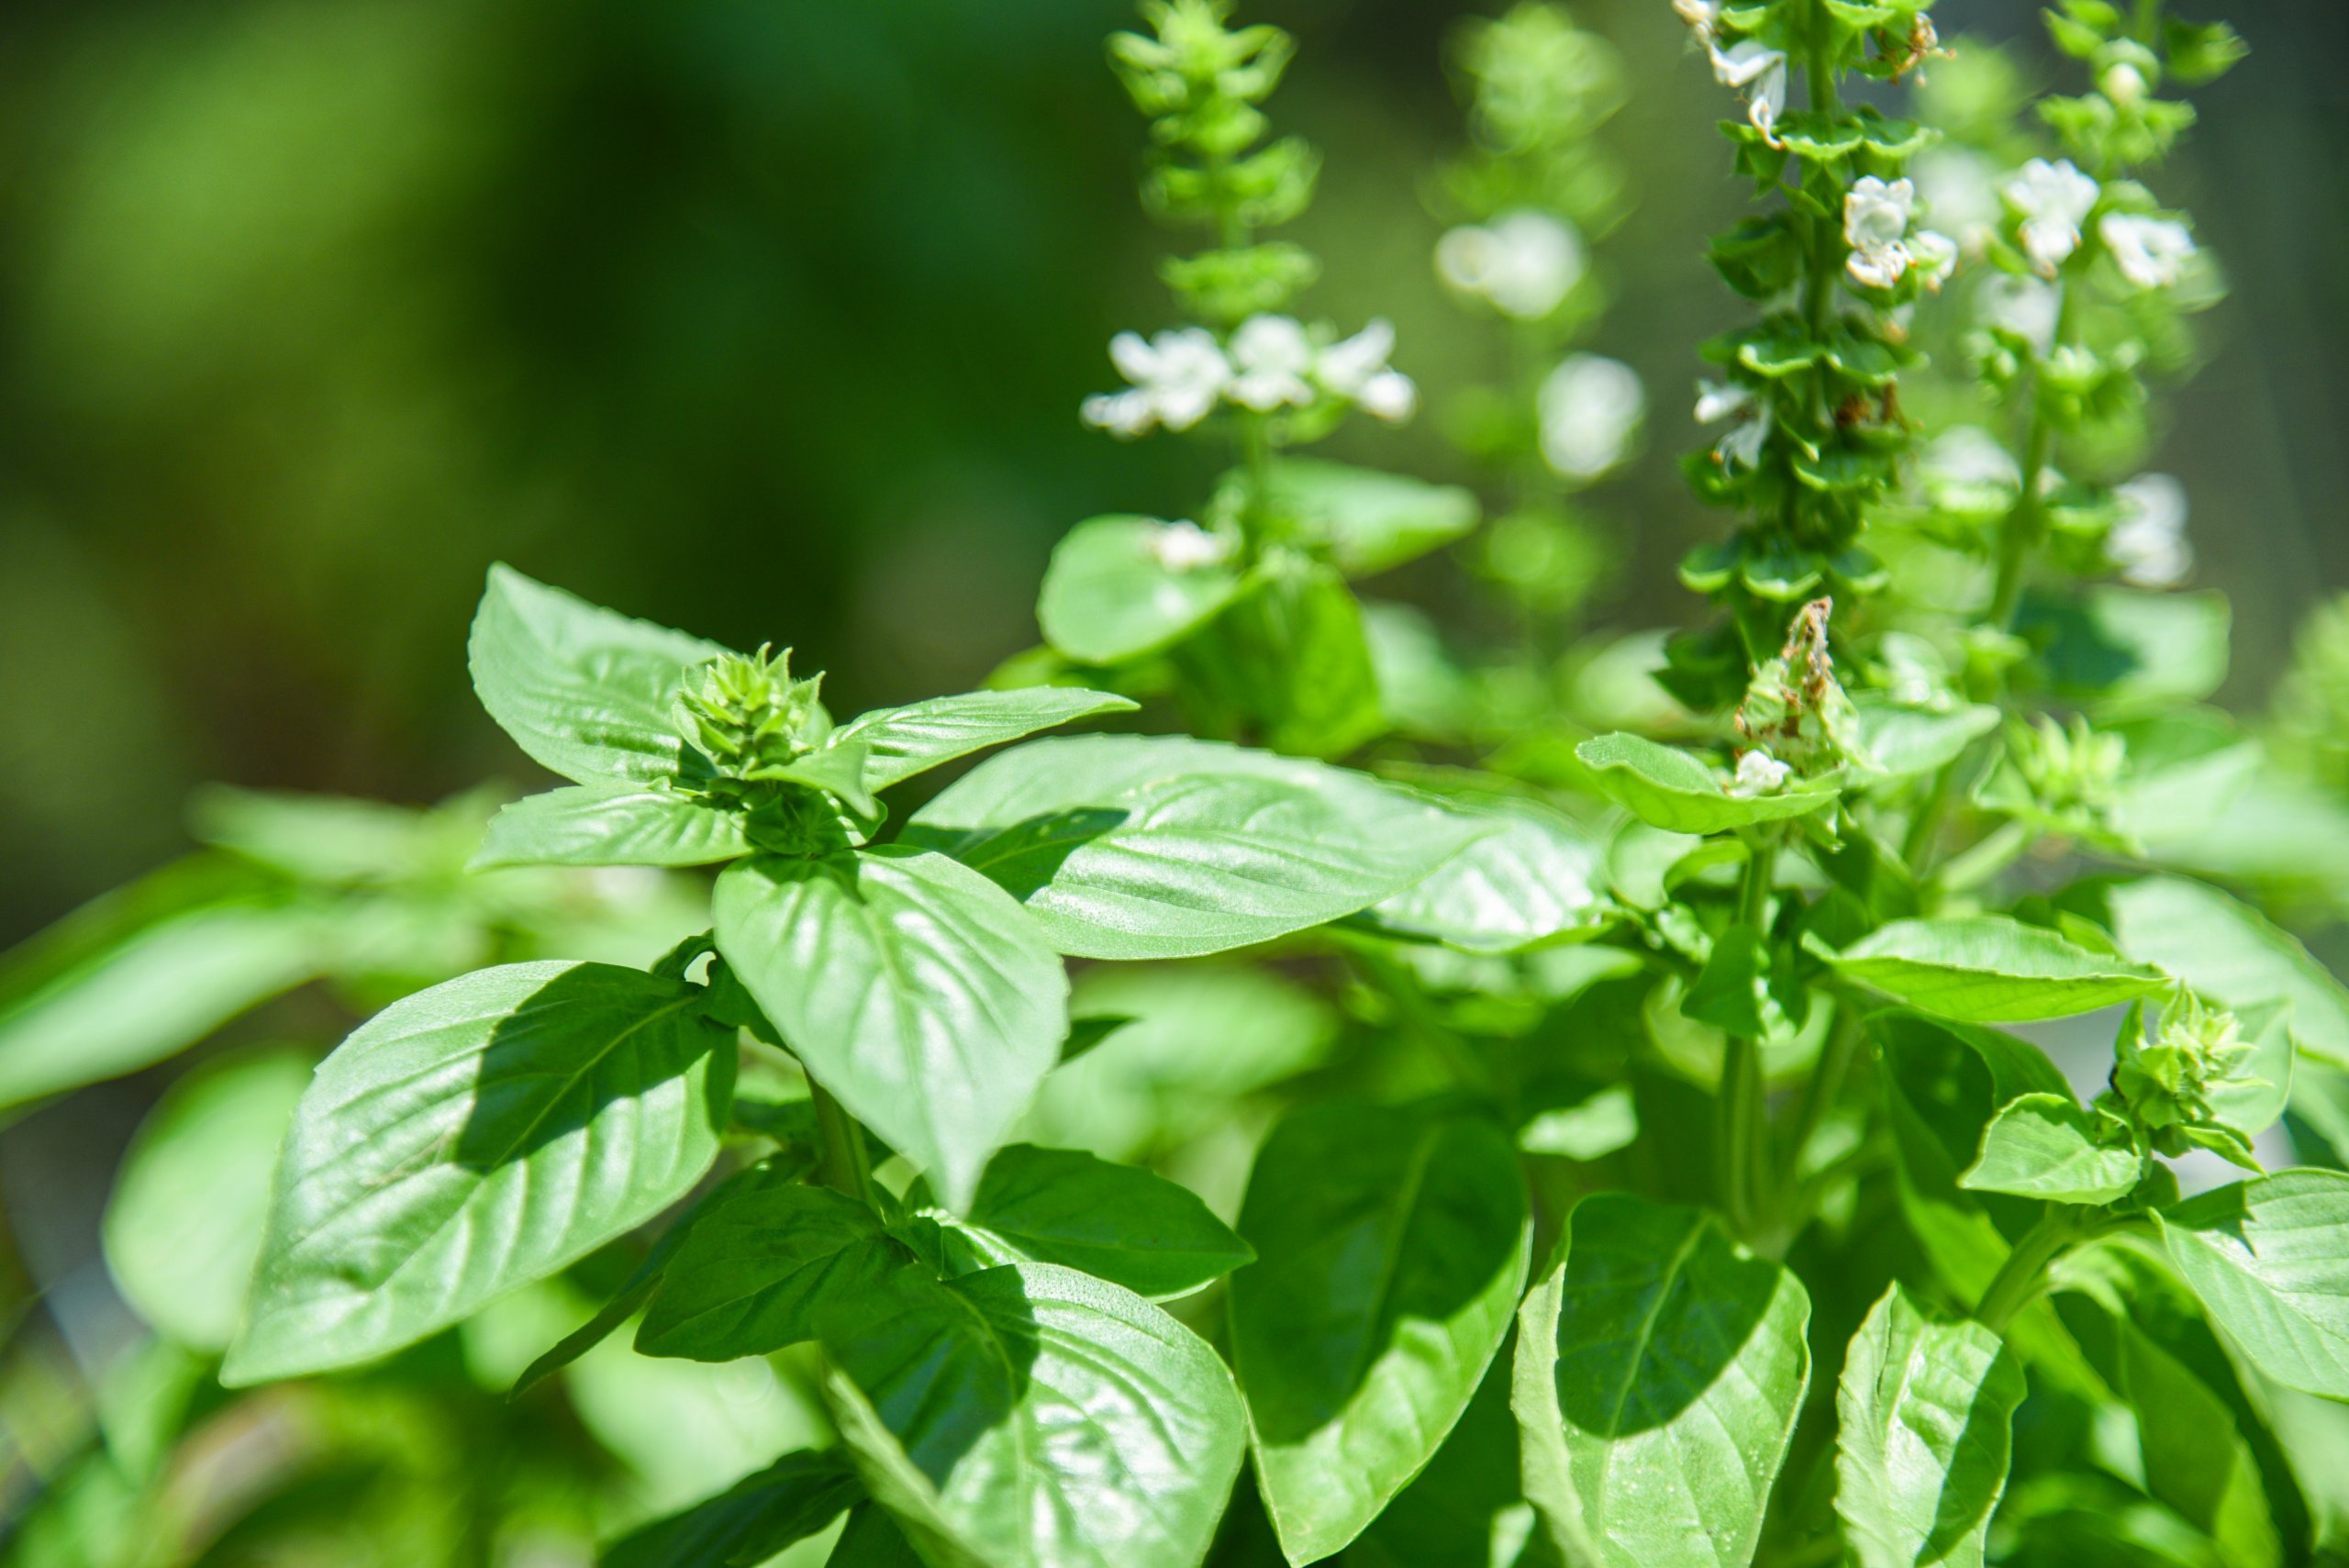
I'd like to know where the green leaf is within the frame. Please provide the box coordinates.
[1230,1103,1531,1562]
[761,740,880,819]
[1357,795,1613,954]
[1834,1283,2025,1568]
[1830,916,2169,1022]
[2108,875,2349,1073]
[1513,1194,1811,1568]
[223,960,736,1385]
[600,1449,862,1568]
[1267,459,1480,578]
[712,849,1068,1210]
[828,1506,926,1566]
[1575,732,1839,835]
[2054,1244,2288,1568]
[1959,1093,2142,1206]
[468,563,729,786]
[1177,557,1386,759]
[0,855,329,1110]
[822,1262,1246,1568]
[1850,696,2001,780]
[636,1184,906,1361]
[1349,1355,1550,1568]
[473,784,751,869]
[908,1143,1252,1300]
[2159,1171,2349,1400]
[2016,586,2230,711]
[1039,516,1245,664]
[1681,924,1805,1042]
[906,734,1482,961]
[102,1047,310,1351]
[190,784,490,884]
[836,689,1139,791]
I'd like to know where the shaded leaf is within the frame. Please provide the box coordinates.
[600,1449,862,1568]
[1512,1194,1811,1568]
[1230,1103,1531,1562]
[1834,1283,2025,1568]
[224,961,736,1384]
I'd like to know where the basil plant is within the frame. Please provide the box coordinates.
[15,1,2349,1567]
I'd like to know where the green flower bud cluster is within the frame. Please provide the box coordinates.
[1110,0,1319,325]
[674,645,831,777]
[2100,990,2266,1169]
[1661,0,1947,709]
[2002,712,2127,834]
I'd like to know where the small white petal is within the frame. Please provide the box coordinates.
[1146,519,1232,572]
[2099,212,2196,291]
[1317,319,1398,396]
[1727,750,1793,797]
[1695,379,1754,425]
[1539,354,1644,481]
[2005,158,2100,272]
[1359,370,1418,423]
[2109,473,2192,586]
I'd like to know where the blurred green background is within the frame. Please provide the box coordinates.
[0,0,2340,928]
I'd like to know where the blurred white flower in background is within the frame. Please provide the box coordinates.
[1437,210,1586,320]
[1922,426,2021,490]
[2109,473,2193,587]
[1317,319,1417,422]
[1978,273,2062,355]
[1540,354,1644,480]
[2005,158,2100,273]
[2100,213,2196,290]
[1226,316,1317,410]
[1083,327,1230,436]
[1912,148,2003,254]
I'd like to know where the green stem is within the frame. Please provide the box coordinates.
[1722,841,1780,1241]
[1987,281,2080,631]
[1937,819,2032,895]
[1976,1209,2077,1332]
[1778,1007,1861,1203]
[809,1080,875,1205]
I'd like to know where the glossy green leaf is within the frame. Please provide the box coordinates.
[713,849,1067,1210]
[2160,1171,2349,1399]
[1358,795,1613,954]
[1960,1093,2143,1206]
[1831,916,2169,1022]
[2108,874,2349,1073]
[473,784,751,869]
[1039,515,1245,664]
[1349,1355,1550,1568]
[103,1047,310,1351]
[1834,1283,2026,1568]
[908,1143,1251,1300]
[907,734,1482,961]
[836,689,1139,791]
[600,1449,862,1568]
[1268,459,1479,578]
[468,563,729,786]
[633,1183,900,1362]
[1575,732,1839,835]
[0,866,325,1109]
[1230,1102,1531,1563]
[1513,1194,1811,1568]
[223,960,736,1385]
[822,1262,1246,1568]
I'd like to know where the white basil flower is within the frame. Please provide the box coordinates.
[1696,379,1768,471]
[1317,319,1418,423]
[1909,230,1959,292]
[1083,327,1231,436]
[1922,426,2021,490]
[1540,354,1644,481]
[1844,177,1915,257]
[1709,39,1787,139]
[2109,473,2192,587]
[1673,0,1721,41]
[2099,212,2197,291]
[1728,750,1793,797]
[1226,315,1318,411]
[1145,519,1233,573]
[2005,158,2100,273]
[1436,210,1586,321]
[1978,273,2061,355]
[1912,148,2002,254]
[1694,379,1754,425]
